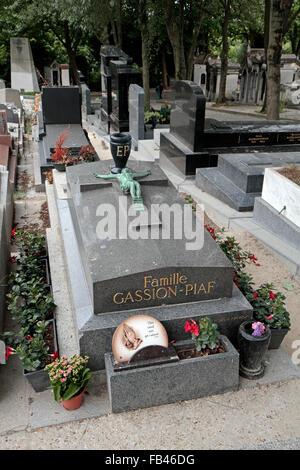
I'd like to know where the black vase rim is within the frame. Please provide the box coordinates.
[110,132,132,143]
[239,320,271,342]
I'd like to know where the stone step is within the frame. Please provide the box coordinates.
[196,167,261,212]
[218,153,264,193]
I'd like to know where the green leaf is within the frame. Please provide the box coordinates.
[53,385,61,402]
[62,383,83,401]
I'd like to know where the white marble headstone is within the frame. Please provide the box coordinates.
[0,340,6,364]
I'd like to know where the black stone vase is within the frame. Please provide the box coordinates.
[237,320,271,380]
[110,132,132,174]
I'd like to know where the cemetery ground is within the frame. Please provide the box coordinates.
[1,104,300,450]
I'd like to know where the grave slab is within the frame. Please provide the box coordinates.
[196,152,300,211]
[66,160,234,315]
[55,160,252,370]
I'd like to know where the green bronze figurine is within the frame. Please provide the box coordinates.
[94,167,151,211]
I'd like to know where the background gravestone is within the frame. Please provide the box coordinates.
[170,80,206,153]
[100,46,141,132]
[10,38,39,92]
[41,86,81,124]
[0,340,6,364]
[129,84,145,150]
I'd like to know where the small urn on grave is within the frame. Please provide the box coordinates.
[110,132,132,174]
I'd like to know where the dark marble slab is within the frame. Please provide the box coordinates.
[160,131,217,176]
[66,160,234,315]
[41,86,81,125]
[170,81,206,153]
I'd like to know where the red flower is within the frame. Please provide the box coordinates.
[26,336,32,341]
[269,292,276,300]
[250,254,258,262]
[11,228,16,238]
[190,324,199,336]
[254,292,258,299]
[266,315,273,320]
[8,256,16,263]
[5,346,14,360]
[184,321,191,333]
[51,350,59,361]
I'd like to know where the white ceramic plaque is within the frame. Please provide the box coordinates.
[112,315,169,363]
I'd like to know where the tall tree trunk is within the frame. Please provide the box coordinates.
[186,21,203,81]
[261,0,271,113]
[140,24,150,110]
[267,0,284,120]
[116,0,122,48]
[161,48,169,89]
[64,22,79,85]
[162,0,186,80]
[217,2,231,103]
[137,0,150,110]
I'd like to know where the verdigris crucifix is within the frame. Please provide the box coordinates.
[94,167,151,211]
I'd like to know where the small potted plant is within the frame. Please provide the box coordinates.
[247,283,291,349]
[78,145,97,163]
[45,354,92,410]
[179,316,224,358]
[51,127,78,171]
[237,320,271,379]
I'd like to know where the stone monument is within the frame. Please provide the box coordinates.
[55,144,252,370]
[129,84,145,150]
[100,46,141,132]
[10,38,39,92]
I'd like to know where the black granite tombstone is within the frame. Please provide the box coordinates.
[170,80,206,152]
[100,46,141,133]
[160,80,300,176]
[41,86,81,125]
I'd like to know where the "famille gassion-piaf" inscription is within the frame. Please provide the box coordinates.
[112,272,216,305]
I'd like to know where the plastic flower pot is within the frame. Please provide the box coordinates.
[23,319,59,392]
[60,389,85,411]
[52,162,74,172]
[237,320,271,379]
[110,132,132,174]
[269,328,290,349]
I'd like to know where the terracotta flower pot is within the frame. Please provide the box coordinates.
[61,389,85,411]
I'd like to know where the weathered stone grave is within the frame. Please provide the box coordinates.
[160,80,300,176]
[56,158,252,371]
[10,37,39,92]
